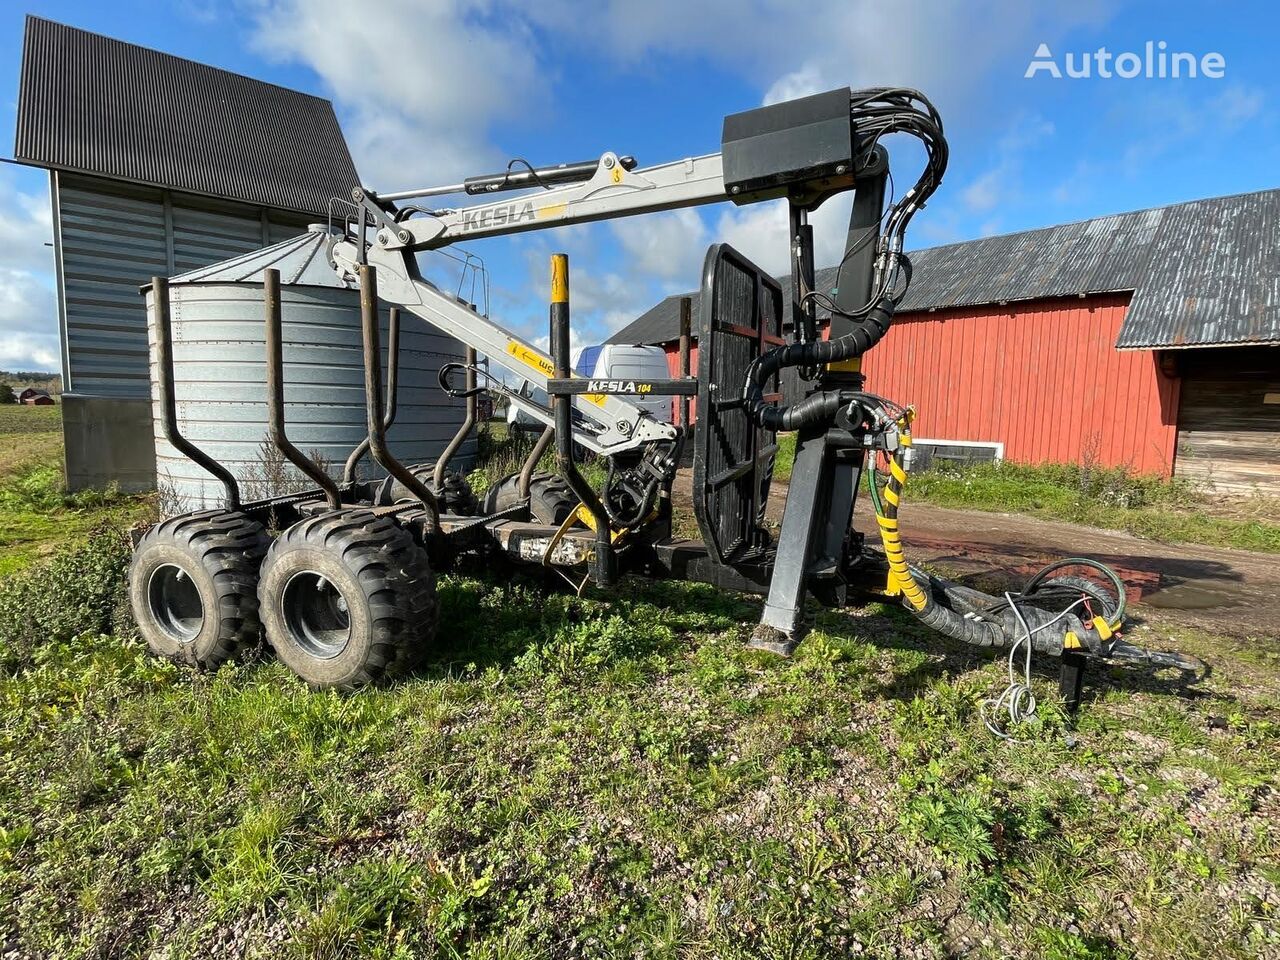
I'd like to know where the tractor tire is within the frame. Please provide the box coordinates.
[388,462,478,516]
[128,510,270,669]
[481,471,579,524]
[258,510,437,689]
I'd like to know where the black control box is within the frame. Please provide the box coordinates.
[721,87,856,203]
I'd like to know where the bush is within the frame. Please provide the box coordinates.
[467,422,607,497]
[0,523,133,672]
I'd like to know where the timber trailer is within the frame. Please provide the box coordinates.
[128,87,1199,712]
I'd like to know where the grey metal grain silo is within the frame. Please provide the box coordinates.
[145,226,473,512]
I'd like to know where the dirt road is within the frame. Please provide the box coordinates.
[674,470,1280,637]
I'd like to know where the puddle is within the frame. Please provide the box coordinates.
[1142,581,1246,611]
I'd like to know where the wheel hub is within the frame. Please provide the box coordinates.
[147,564,204,643]
[281,571,352,659]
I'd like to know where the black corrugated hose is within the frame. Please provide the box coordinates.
[873,420,1202,673]
[743,299,898,431]
[875,425,1105,657]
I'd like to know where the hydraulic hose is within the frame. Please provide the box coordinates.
[743,299,896,430]
[871,437,1202,673]
[1023,558,1126,630]
[872,418,1105,656]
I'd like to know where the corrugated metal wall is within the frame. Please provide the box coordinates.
[860,294,1181,475]
[18,16,361,216]
[54,172,313,397]
[151,283,473,511]
[56,175,168,394]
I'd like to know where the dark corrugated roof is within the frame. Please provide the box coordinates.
[13,16,360,216]
[612,297,691,349]
[611,188,1280,350]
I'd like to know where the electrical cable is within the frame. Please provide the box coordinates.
[980,595,1086,740]
[1023,558,1127,628]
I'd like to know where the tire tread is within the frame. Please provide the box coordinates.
[260,509,437,689]
[129,509,270,668]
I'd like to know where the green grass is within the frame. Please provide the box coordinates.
[773,430,796,484]
[0,455,150,578]
[0,545,1276,957]
[0,405,151,578]
[1,411,1278,956]
[467,421,606,499]
[0,403,60,434]
[904,459,1280,554]
[0,404,61,476]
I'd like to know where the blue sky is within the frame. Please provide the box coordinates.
[2,0,1279,371]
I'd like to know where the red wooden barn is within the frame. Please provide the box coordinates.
[611,189,1280,495]
[17,388,55,406]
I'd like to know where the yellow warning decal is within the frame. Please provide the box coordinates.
[535,202,568,221]
[504,341,608,407]
[507,341,554,377]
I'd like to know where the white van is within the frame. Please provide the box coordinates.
[507,343,673,430]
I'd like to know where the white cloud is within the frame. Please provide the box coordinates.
[961,170,1001,214]
[0,268,56,333]
[609,209,708,282]
[248,0,546,187]
[1215,86,1265,126]
[248,0,1112,186]
[714,192,855,278]
[542,267,651,345]
[0,269,59,371]
[1051,158,1101,206]
[0,332,60,371]
[714,201,790,277]
[764,64,827,106]
[0,170,59,372]
[0,172,54,275]
[244,0,1117,321]
[1120,84,1267,174]
[960,114,1055,214]
[977,217,1004,238]
[531,0,1112,110]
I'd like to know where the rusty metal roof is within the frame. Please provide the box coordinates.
[13,16,360,216]
[612,188,1280,350]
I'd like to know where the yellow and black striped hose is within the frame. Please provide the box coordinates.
[872,417,1079,655]
[866,414,1206,675]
